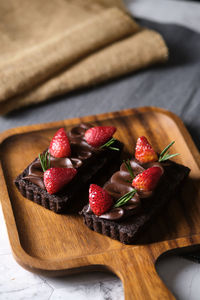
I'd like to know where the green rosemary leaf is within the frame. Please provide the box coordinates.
[38,151,51,172]
[159,141,179,162]
[159,141,175,159]
[100,138,115,149]
[100,137,120,151]
[159,153,180,162]
[114,189,136,208]
[124,159,134,179]
[39,154,46,172]
[106,139,114,146]
[48,152,51,169]
[109,146,120,151]
[44,151,48,170]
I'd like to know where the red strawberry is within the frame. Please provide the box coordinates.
[89,184,113,216]
[44,167,77,194]
[132,166,163,192]
[85,126,116,148]
[49,128,71,158]
[135,136,158,163]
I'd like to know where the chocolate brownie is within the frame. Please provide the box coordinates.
[81,159,190,244]
[15,123,123,213]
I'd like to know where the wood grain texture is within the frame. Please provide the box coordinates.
[0,107,200,300]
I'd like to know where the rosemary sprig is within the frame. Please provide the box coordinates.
[124,159,134,179]
[158,141,180,162]
[114,189,137,208]
[100,137,120,151]
[39,151,51,172]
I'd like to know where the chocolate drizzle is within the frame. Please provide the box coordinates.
[23,123,100,189]
[86,159,164,221]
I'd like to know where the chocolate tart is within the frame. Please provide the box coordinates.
[81,159,190,244]
[15,123,123,213]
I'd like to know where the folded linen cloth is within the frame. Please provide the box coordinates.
[0,0,168,114]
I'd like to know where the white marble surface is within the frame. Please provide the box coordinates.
[1,1,200,299]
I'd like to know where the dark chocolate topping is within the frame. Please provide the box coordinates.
[86,159,164,221]
[23,123,100,189]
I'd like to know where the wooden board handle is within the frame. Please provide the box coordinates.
[96,247,175,300]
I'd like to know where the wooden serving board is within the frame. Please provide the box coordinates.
[0,107,200,299]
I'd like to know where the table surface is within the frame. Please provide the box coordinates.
[1,1,200,299]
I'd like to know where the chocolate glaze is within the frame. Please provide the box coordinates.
[86,159,164,221]
[23,123,101,189]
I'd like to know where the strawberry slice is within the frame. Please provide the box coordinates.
[132,166,163,192]
[44,167,77,194]
[89,184,113,216]
[135,136,158,163]
[84,126,116,148]
[49,128,71,158]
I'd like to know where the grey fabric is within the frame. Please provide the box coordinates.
[0,19,200,259]
[137,19,200,150]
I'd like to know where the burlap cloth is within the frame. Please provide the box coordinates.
[0,0,168,114]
